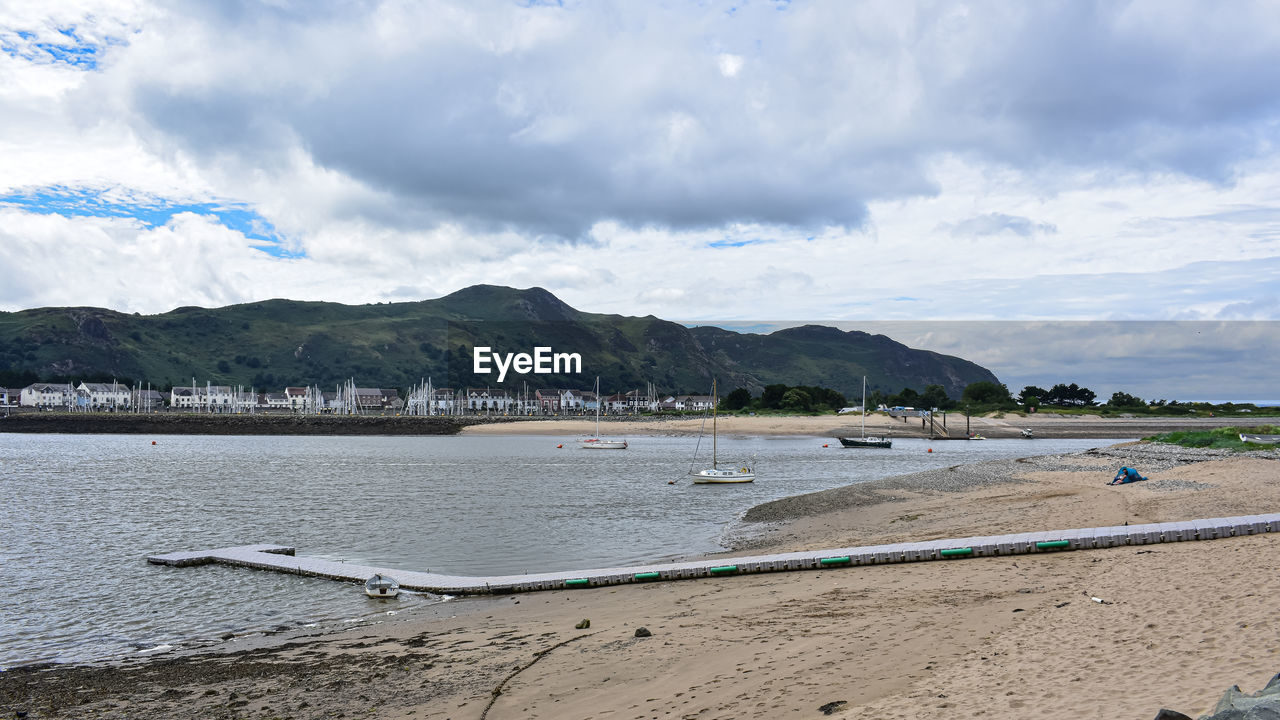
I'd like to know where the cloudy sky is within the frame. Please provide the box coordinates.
[2,1,1277,400]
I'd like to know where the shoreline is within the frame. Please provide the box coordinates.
[1,409,1274,438]
[4,442,1280,718]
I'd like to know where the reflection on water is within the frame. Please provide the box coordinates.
[0,432,1116,667]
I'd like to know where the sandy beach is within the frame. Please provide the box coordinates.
[463,410,1271,439]
[4,440,1280,719]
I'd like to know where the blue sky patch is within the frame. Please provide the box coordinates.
[708,237,769,249]
[0,185,303,259]
[1,26,108,70]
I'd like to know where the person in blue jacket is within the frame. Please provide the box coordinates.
[1109,466,1148,485]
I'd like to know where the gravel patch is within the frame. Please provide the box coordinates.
[1145,479,1215,492]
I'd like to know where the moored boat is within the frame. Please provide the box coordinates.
[364,574,399,598]
[836,376,892,449]
[580,377,628,449]
[690,379,755,483]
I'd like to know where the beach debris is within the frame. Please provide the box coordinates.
[1154,671,1280,720]
[1109,466,1149,485]
[575,619,591,629]
[634,627,652,638]
[818,700,848,715]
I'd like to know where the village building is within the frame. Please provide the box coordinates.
[20,383,76,409]
[76,382,132,411]
[535,388,562,414]
[466,388,512,412]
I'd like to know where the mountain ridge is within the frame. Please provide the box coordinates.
[0,286,1000,399]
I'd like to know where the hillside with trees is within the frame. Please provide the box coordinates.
[0,285,1000,399]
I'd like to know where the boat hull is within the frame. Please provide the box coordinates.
[837,436,892,448]
[365,574,400,598]
[691,469,755,483]
[580,439,628,449]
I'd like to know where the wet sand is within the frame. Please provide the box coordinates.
[3,442,1279,719]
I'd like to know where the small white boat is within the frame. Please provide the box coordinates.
[580,437,628,449]
[1021,428,1035,438]
[692,466,755,483]
[364,574,399,598]
[690,379,754,483]
[580,377,628,449]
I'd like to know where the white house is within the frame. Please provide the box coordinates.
[466,388,512,412]
[171,385,236,411]
[77,382,132,411]
[284,386,308,411]
[21,383,75,409]
[560,389,586,411]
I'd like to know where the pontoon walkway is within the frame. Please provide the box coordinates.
[147,512,1280,594]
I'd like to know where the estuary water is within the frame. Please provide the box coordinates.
[0,432,1118,668]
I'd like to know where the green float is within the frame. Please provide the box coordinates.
[564,578,591,587]
[939,547,973,557]
[709,565,739,575]
[633,571,662,581]
[1035,540,1072,550]
[819,556,852,565]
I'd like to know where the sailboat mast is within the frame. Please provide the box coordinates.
[711,379,717,469]
[861,376,866,438]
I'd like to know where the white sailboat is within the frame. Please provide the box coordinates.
[837,376,892,448]
[690,379,755,483]
[580,377,628,449]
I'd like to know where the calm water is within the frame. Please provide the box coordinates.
[0,432,1118,668]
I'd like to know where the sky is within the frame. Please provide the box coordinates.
[1,1,1278,401]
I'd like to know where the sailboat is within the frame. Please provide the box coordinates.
[690,379,755,483]
[837,376,892,448]
[580,377,628,449]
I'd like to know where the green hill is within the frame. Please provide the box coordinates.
[0,285,999,399]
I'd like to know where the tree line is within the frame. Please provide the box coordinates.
[716,380,1251,414]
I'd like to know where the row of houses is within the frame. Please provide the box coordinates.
[428,387,714,415]
[1,382,717,415]
[2,383,402,414]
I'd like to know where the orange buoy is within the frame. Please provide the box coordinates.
[556,444,563,448]
[822,443,829,447]
[151,441,157,445]
[927,448,933,453]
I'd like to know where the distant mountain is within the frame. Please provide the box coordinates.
[0,285,999,399]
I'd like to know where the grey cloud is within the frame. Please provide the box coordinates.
[80,1,1280,240]
[840,321,1280,404]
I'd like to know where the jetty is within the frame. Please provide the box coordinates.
[148,512,1280,594]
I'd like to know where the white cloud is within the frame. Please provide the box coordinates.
[716,53,743,78]
[0,0,1276,330]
